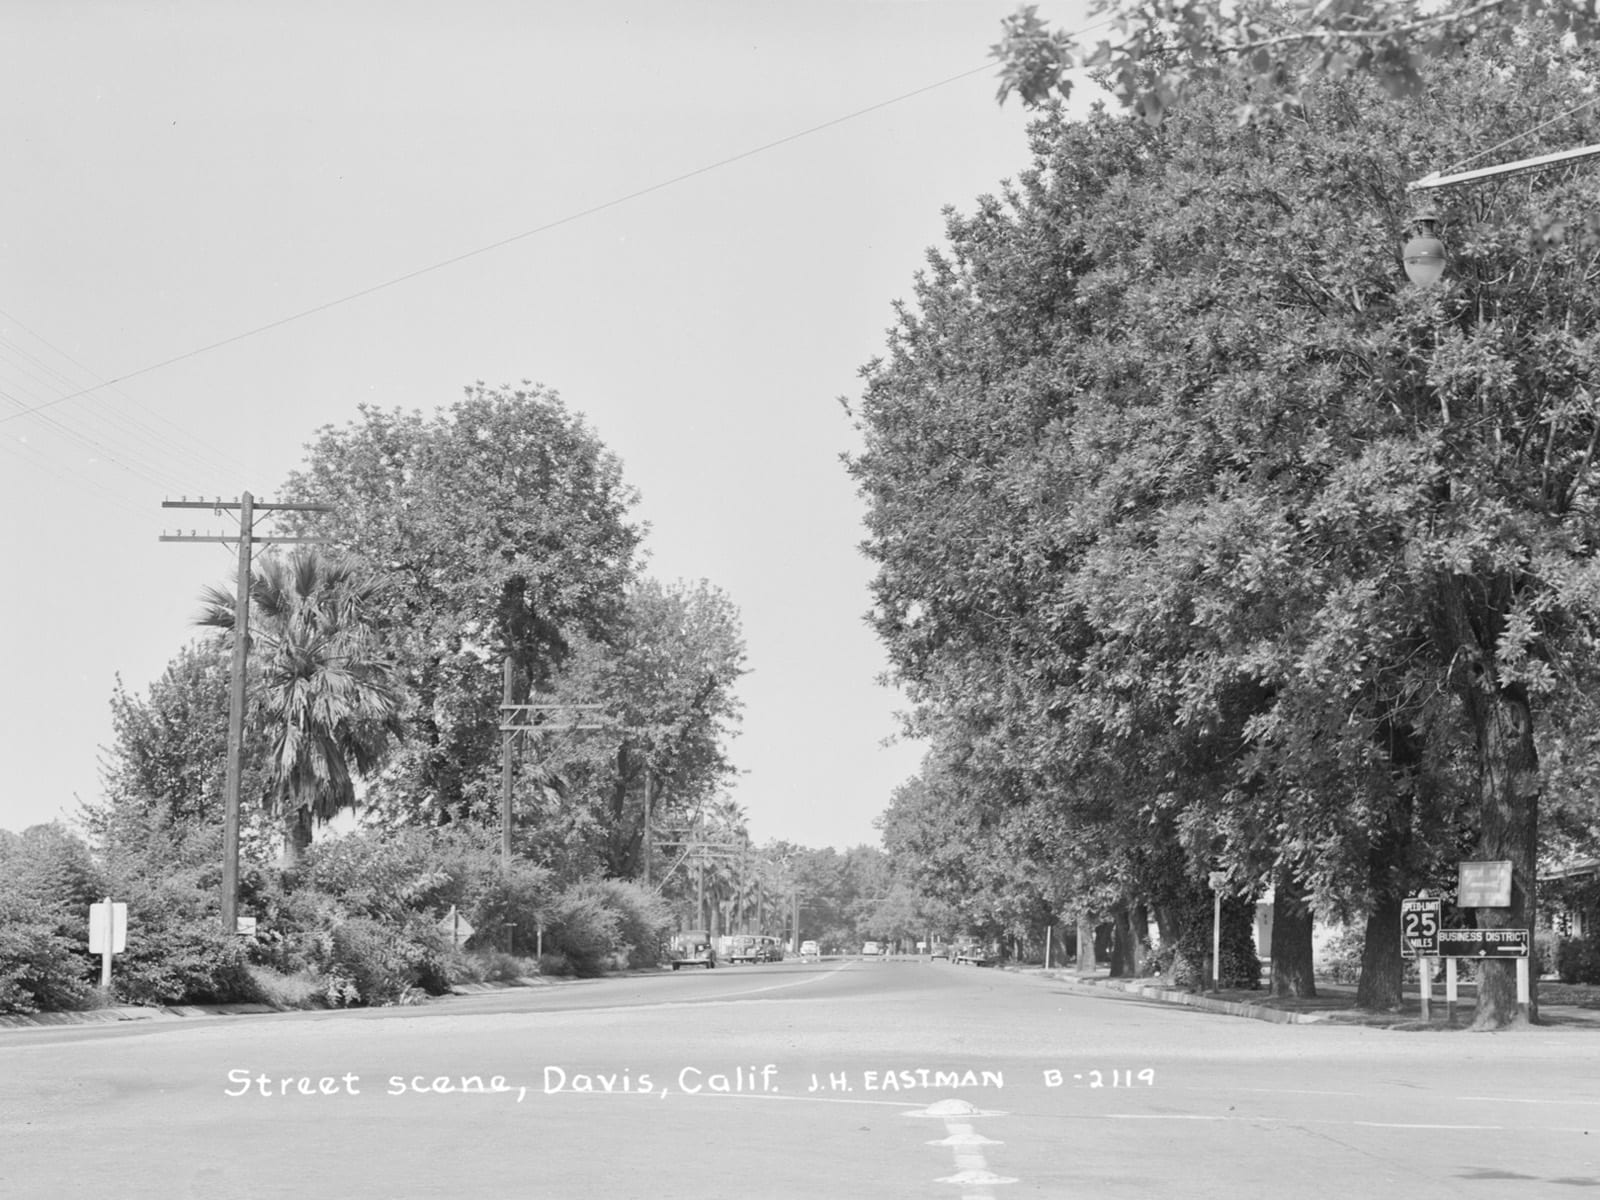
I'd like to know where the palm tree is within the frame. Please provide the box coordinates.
[198,548,404,866]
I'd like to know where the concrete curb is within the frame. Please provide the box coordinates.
[0,977,557,1031]
[1034,971,1330,1025]
[0,1002,284,1029]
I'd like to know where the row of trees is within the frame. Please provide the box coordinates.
[856,23,1600,1027]
[93,384,748,890]
[0,383,773,1011]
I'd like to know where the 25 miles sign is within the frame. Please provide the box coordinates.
[1400,896,1442,958]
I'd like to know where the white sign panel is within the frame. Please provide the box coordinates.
[1458,861,1513,908]
[88,901,127,954]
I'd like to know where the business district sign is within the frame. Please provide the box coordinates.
[1436,929,1529,958]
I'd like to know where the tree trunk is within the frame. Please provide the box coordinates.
[1108,902,1149,978]
[1435,575,1540,1029]
[1467,685,1540,1030]
[281,804,313,869]
[1076,916,1097,971]
[1269,868,1317,999]
[1356,896,1403,1011]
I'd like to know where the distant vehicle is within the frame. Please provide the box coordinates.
[952,943,995,967]
[754,935,784,962]
[861,941,882,957]
[721,935,758,964]
[668,930,717,970]
[800,940,820,959]
[930,944,951,960]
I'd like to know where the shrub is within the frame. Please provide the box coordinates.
[1318,926,1365,984]
[0,895,95,1014]
[1535,929,1561,979]
[543,888,619,977]
[1558,935,1600,985]
[323,916,445,1006]
[569,879,673,969]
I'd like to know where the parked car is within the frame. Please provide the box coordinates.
[668,930,717,970]
[800,939,820,959]
[929,944,951,960]
[952,942,995,966]
[861,941,882,957]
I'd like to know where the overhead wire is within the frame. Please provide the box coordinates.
[0,308,256,483]
[0,60,1010,428]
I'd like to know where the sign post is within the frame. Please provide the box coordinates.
[87,897,127,991]
[1207,871,1227,994]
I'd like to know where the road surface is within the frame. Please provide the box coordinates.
[3,957,1597,1197]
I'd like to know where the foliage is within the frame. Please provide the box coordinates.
[280,384,643,827]
[87,642,276,864]
[109,868,260,1006]
[992,1,1600,124]
[198,547,404,864]
[856,27,1600,1025]
[1558,934,1600,983]
[0,893,95,1015]
[1318,925,1367,984]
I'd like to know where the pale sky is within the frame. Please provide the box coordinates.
[0,1,1090,850]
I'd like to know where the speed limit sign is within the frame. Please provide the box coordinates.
[1400,896,1442,957]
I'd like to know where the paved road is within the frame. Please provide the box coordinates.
[3,958,1597,1198]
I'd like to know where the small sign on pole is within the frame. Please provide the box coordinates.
[88,897,127,990]
[437,905,474,949]
[1457,861,1513,908]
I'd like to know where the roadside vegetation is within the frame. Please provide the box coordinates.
[0,385,752,1015]
[855,20,1600,1028]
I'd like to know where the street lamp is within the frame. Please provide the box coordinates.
[1403,142,1600,287]
[1401,209,1446,288]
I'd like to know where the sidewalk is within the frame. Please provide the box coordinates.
[1029,966,1600,1030]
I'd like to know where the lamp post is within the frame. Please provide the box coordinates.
[1402,142,1600,287]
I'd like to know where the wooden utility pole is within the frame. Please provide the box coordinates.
[642,769,653,888]
[496,664,606,870]
[162,493,332,934]
[500,658,515,869]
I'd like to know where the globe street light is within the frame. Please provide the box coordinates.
[1403,142,1600,286]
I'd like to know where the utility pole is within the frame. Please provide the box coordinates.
[162,492,332,935]
[642,769,653,888]
[496,662,606,870]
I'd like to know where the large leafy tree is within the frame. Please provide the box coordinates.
[993,1,1600,122]
[555,578,747,880]
[852,25,1600,1025]
[200,548,405,865]
[281,384,643,825]
[87,643,276,865]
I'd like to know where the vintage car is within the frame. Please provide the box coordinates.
[668,929,717,970]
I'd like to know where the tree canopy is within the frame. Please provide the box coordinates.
[994,1,1600,123]
[854,22,1600,1024]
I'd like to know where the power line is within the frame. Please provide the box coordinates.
[0,61,998,429]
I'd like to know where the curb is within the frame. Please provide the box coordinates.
[0,977,557,1031]
[0,1002,284,1030]
[1033,971,1329,1025]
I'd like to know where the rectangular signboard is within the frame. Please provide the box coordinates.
[1437,928,1529,958]
[1400,897,1441,958]
[88,901,127,954]
[1457,861,1513,908]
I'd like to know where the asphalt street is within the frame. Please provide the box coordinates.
[3,958,1597,1198]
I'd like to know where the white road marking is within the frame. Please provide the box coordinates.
[907,1099,1017,1194]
